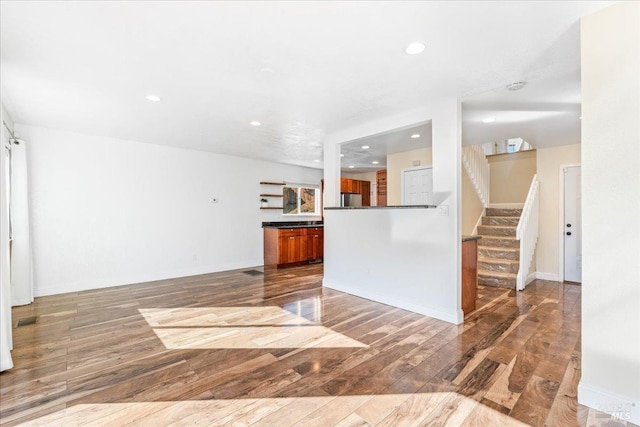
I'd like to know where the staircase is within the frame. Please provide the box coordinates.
[462,145,490,207]
[477,208,523,288]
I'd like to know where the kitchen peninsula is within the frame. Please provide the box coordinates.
[322,204,464,324]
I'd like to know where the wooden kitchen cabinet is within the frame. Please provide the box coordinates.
[264,227,323,268]
[361,181,371,206]
[340,177,362,194]
[462,237,479,316]
[278,228,307,263]
[377,170,387,206]
[305,227,324,260]
[352,180,361,194]
[340,178,349,193]
[340,178,371,206]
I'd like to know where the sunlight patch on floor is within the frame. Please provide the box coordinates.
[139,306,367,349]
[17,393,532,427]
[150,325,366,349]
[138,306,315,327]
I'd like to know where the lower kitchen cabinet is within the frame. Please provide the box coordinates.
[305,227,324,260]
[462,237,479,316]
[264,227,323,267]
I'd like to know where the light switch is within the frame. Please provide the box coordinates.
[437,205,449,216]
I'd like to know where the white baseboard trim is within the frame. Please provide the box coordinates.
[488,203,525,209]
[578,382,639,425]
[34,260,264,297]
[526,272,536,285]
[323,278,463,325]
[11,296,34,307]
[534,272,561,282]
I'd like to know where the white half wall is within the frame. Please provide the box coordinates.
[323,100,462,324]
[580,3,640,424]
[18,125,323,297]
[323,208,461,323]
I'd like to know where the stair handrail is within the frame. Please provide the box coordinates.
[462,144,490,207]
[515,175,539,290]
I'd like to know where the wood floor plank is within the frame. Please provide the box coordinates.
[1,265,605,426]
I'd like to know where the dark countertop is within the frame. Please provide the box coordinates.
[462,235,482,242]
[262,221,324,229]
[324,205,437,210]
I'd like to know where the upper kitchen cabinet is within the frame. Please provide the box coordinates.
[340,177,361,194]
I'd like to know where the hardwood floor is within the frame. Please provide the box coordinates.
[0,265,634,426]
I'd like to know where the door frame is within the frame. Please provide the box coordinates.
[558,163,581,282]
[400,165,433,205]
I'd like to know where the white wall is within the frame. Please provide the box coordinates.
[18,125,322,296]
[488,150,536,204]
[535,144,580,280]
[580,3,640,424]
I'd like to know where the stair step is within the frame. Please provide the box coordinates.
[478,257,519,274]
[482,216,520,226]
[477,225,517,237]
[486,208,523,217]
[478,269,517,289]
[478,236,519,249]
[478,247,520,261]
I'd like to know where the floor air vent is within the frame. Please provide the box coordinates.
[243,270,264,276]
[15,316,38,328]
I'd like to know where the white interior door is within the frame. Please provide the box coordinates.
[564,165,582,282]
[402,167,433,205]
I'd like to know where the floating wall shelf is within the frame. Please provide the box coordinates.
[260,182,285,210]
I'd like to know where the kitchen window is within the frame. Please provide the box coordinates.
[283,185,319,215]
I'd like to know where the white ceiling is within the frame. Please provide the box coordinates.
[340,122,431,173]
[0,1,613,168]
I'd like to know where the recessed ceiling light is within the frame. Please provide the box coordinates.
[260,67,275,73]
[372,161,379,165]
[145,95,161,102]
[506,81,526,91]
[340,154,345,157]
[361,145,370,150]
[250,121,261,126]
[411,134,421,139]
[482,117,496,123]
[405,42,425,55]
[313,159,320,163]
[348,165,355,169]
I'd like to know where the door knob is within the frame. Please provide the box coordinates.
[566,224,572,228]
[566,232,572,236]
